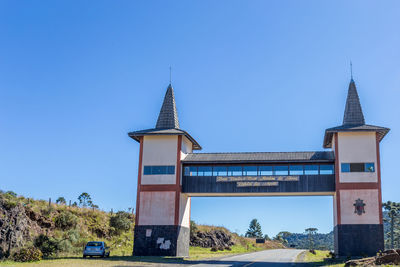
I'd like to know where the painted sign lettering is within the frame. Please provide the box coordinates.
[216,176,299,187]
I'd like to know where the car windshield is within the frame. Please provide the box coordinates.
[87,242,102,247]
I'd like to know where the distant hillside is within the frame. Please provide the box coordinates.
[283,211,394,251]
[285,232,333,250]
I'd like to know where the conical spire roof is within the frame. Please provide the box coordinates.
[323,78,389,148]
[128,82,201,150]
[342,79,365,125]
[155,84,180,129]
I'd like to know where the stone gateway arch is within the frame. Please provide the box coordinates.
[128,79,389,257]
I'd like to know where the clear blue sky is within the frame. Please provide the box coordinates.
[1,1,399,237]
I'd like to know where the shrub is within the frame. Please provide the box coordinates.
[12,246,42,262]
[34,234,59,258]
[58,240,73,253]
[110,211,131,235]
[2,199,17,210]
[5,191,17,198]
[54,211,78,230]
[41,205,56,217]
[56,197,66,205]
[64,229,80,243]
[190,220,198,238]
[210,247,218,252]
[0,247,6,259]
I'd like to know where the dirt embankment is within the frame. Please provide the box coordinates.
[0,198,50,257]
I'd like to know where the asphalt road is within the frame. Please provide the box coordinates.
[187,249,306,267]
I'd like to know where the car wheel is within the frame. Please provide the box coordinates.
[101,252,105,258]
[83,255,86,258]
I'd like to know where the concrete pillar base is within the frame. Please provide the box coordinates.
[133,225,190,256]
[334,224,384,256]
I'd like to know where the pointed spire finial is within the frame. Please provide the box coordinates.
[350,61,353,80]
[169,66,172,85]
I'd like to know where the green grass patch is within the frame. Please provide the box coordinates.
[188,244,263,260]
[0,244,273,266]
[301,250,345,267]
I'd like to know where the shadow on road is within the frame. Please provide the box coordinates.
[56,255,345,266]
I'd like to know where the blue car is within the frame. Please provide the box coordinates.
[83,241,110,258]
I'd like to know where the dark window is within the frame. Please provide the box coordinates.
[274,166,288,175]
[259,166,273,176]
[350,163,364,172]
[289,165,303,175]
[228,166,242,176]
[87,242,102,247]
[184,166,197,176]
[143,165,175,175]
[320,165,334,175]
[213,166,227,176]
[198,166,212,176]
[243,166,257,176]
[304,165,318,175]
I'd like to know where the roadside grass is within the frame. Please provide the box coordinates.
[188,244,264,260]
[0,244,274,266]
[301,250,346,267]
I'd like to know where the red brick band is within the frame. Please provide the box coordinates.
[336,183,379,190]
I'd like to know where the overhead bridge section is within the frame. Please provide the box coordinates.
[181,151,336,196]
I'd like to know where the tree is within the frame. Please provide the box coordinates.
[78,192,92,208]
[305,228,318,250]
[54,211,78,230]
[383,201,400,249]
[110,211,132,235]
[33,235,59,258]
[245,219,263,238]
[56,197,66,205]
[275,231,291,245]
[190,220,198,238]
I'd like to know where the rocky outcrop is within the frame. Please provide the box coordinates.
[0,199,45,257]
[344,257,376,266]
[345,249,400,266]
[190,229,235,249]
[375,249,400,265]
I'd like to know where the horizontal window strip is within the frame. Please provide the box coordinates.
[183,164,334,177]
[143,165,175,175]
[341,163,375,173]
